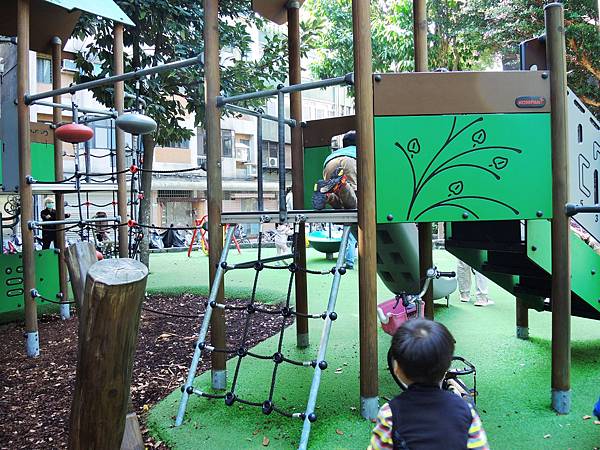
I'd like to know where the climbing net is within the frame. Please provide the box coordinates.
[176,220,351,448]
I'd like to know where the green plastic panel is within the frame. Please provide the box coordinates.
[0,141,56,186]
[0,250,60,314]
[527,219,600,314]
[374,113,552,223]
[303,145,331,210]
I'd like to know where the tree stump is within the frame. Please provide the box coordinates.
[68,258,148,450]
[64,242,98,312]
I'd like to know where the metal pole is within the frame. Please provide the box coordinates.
[277,90,286,223]
[205,0,227,389]
[25,55,203,104]
[18,0,38,357]
[51,36,69,320]
[223,103,296,126]
[413,0,433,320]
[546,2,571,415]
[257,116,264,210]
[216,74,352,106]
[516,297,529,340]
[298,226,350,450]
[288,2,309,349]
[30,100,115,116]
[352,0,379,420]
[114,24,128,258]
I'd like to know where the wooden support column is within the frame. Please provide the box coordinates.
[138,134,155,268]
[205,0,226,389]
[516,297,529,340]
[18,0,38,357]
[51,36,69,320]
[68,258,147,450]
[352,0,379,420]
[413,0,433,320]
[114,24,129,258]
[546,2,571,415]
[287,2,309,348]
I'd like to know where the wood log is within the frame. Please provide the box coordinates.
[64,242,97,311]
[68,258,148,450]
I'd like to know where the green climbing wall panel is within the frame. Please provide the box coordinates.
[0,249,60,314]
[303,145,331,210]
[374,113,552,224]
[0,141,56,187]
[527,220,600,314]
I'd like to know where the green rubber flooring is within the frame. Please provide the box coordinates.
[147,248,600,449]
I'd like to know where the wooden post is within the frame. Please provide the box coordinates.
[64,242,98,311]
[138,134,155,268]
[413,0,433,320]
[546,2,571,415]
[114,24,129,258]
[17,0,38,357]
[352,0,379,420]
[516,297,529,340]
[68,258,148,450]
[205,0,227,389]
[51,36,70,320]
[287,2,309,349]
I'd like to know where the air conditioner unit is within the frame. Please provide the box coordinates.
[245,163,257,178]
[268,157,278,168]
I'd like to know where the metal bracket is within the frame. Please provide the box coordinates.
[221,209,358,225]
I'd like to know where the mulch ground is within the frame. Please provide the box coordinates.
[0,294,293,450]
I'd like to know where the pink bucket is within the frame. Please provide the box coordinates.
[378,297,423,336]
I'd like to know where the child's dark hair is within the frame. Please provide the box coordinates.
[342,130,356,147]
[390,319,455,385]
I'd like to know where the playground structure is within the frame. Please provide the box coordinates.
[1,0,599,449]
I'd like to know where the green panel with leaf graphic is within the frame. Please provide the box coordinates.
[374,113,552,223]
[303,146,331,210]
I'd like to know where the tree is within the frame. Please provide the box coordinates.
[304,0,494,81]
[458,0,599,114]
[74,0,291,145]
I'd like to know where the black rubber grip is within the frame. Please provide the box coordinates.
[437,271,456,278]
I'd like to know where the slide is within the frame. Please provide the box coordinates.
[376,223,456,299]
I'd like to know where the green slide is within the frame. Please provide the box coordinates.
[376,223,456,299]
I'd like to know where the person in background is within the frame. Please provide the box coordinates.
[285,186,294,211]
[456,260,494,307]
[369,319,489,450]
[40,197,70,249]
[274,223,293,265]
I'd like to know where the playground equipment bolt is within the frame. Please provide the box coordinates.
[25,175,36,184]
[591,269,596,275]
[197,342,206,350]
[209,300,217,308]
[262,401,274,415]
[300,121,308,128]
[186,386,194,395]
[180,385,185,392]
[536,210,544,217]
[387,214,394,221]
[308,412,317,423]
[254,262,264,271]
[531,246,538,252]
[220,261,228,269]
[329,312,338,321]
[318,360,328,370]
[273,352,284,364]
[338,267,347,275]
[277,84,285,90]
[56,292,63,299]
[541,72,548,79]
[374,74,382,82]
[289,263,298,272]
[247,304,256,313]
[54,248,60,254]
[462,212,469,219]
[282,307,292,317]
[237,347,248,357]
[30,289,39,298]
[224,392,235,406]
[299,413,306,420]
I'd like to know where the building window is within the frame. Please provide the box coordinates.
[158,190,192,199]
[222,129,233,157]
[164,139,190,149]
[36,57,51,83]
[91,119,116,150]
[261,140,279,165]
[197,128,206,156]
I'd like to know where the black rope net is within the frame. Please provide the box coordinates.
[185,223,344,421]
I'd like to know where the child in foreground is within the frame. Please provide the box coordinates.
[368,319,489,450]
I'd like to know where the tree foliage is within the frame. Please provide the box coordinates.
[304,0,494,81]
[74,0,291,145]
[464,0,599,114]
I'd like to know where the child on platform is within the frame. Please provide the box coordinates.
[369,319,489,450]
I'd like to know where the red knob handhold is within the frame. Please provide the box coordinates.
[55,123,94,144]
[127,219,137,227]
[130,164,138,174]
[137,193,144,200]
